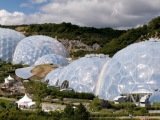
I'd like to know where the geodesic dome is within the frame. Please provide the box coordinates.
[45,67,64,86]
[34,54,68,66]
[97,39,160,103]
[58,55,110,94]
[12,35,70,66]
[0,28,25,61]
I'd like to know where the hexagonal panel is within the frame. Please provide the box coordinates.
[120,62,136,76]
[34,54,68,66]
[75,84,86,93]
[109,62,121,75]
[113,73,122,85]
[70,77,79,89]
[98,90,108,100]
[81,74,92,85]
[75,68,86,77]
[148,48,160,58]
[86,83,95,93]
[133,64,152,83]
[133,42,151,54]
[85,66,99,75]
[107,85,120,100]
[102,75,114,90]
[119,52,135,64]
[90,75,98,84]
[108,58,118,65]
[133,53,152,65]
[131,84,152,94]
[148,74,160,91]
[118,76,135,94]
[148,58,160,74]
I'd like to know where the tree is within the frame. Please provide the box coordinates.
[0,102,6,108]
[62,104,74,119]
[74,103,89,120]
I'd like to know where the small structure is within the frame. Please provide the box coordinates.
[16,93,36,109]
[4,75,14,84]
[139,95,150,107]
[114,96,126,104]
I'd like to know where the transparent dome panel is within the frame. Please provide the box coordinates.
[45,68,63,86]
[0,28,25,61]
[35,54,68,66]
[97,40,160,101]
[12,35,70,66]
[58,56,110,94]
[107,85,120,100]
[118,76,135,94]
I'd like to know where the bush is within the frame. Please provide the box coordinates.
[100,99,111,108]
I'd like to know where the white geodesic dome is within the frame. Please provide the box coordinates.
[45,67,64,86]
[34,54,68,66]
[97,39,160,103]
[12,35,70,66]
[58,55,110,94]
[0,28,25,61]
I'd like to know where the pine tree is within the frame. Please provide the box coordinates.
[74,103,89,120]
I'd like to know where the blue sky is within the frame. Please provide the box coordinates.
[0,0,44,14]
[0,0,160,30]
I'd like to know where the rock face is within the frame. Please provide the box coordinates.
[59,39,100,52]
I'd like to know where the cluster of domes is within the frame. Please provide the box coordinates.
[44,38,160,103]
[2,27,160,103]
[0,28,70,66]
[44,55,110,94]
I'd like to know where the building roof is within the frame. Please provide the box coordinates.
[6,75,14,80]
[18,93,32,103]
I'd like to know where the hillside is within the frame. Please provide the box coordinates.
[1,16,160,57]
[30,64,57,81]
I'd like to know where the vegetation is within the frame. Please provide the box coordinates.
[24,82,95,101]
[61,103,89,120]
[0,101,89,120]
[0,61,28,83]
[1,16,160,58]
[1,16,160,119]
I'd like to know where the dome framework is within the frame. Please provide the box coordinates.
[97,40,160,103]
[12,35,70,66]
[0,28,25,61]
[58,55,110,94]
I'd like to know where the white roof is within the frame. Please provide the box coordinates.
[140,95,149,102]
[18,93,32,103]
[6,75,14,80]
[114,96,126,101]
[28,102,36,106]
[5,78,9,84]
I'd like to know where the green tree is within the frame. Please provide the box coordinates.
[61,104,74,120]
[74,103,89,120]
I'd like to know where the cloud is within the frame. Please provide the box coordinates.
[0,10,26,25]
[20,0,48,8]
[1,0,160,30]
[29,0,48,4]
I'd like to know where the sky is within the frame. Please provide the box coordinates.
[0,0,160,30]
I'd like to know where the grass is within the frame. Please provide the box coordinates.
[0,99,11,106]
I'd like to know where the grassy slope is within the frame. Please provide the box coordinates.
[30,64,57,80]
